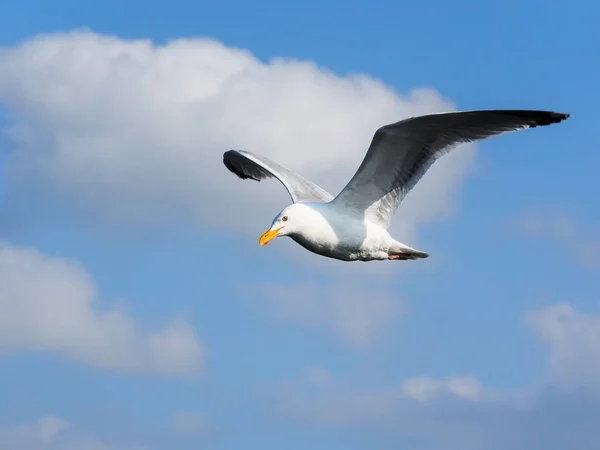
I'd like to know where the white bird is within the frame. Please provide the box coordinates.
[223,109,569,262]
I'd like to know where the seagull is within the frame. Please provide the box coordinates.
[223,109,569,262]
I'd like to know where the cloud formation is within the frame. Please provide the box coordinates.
[272,365,600,450]
[268,302,600,450]
[0,415,138,450]
[0,243,205,375]
[399,376,484,402]
[517,211,600,269]
[0,413,216,450]
[527,303,600,390]
[242,281,404,349]
[0,30,476,251]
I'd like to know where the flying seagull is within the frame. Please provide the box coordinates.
[223,109,569,262]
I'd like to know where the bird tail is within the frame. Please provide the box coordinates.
[390,242,430,260]
[408,249,430,259]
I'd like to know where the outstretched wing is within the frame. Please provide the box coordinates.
[331,110,570,228]
[223,150,334,203]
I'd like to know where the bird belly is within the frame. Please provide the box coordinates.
[290,234,350,260]
[290,224,392,262]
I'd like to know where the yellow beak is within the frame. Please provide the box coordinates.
[259,227,283,246]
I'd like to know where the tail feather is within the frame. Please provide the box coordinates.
[406,249,429,259]
[390,242,430,260]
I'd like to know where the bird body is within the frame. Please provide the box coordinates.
[267,202,427,261]
[223,109,570,262]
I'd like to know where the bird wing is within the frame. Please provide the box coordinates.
[330,109,570,229]
[223,149,334,203]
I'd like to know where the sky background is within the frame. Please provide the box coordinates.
[0,0,598,449]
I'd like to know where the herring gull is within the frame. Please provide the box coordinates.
[223,109,569,262]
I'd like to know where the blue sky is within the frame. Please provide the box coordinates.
[0,0,598,449]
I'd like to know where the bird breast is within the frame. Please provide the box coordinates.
[289,205,389,260]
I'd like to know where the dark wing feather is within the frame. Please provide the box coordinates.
[223,150,334,203]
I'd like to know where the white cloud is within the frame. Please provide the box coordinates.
[272,367,512,430]
[0,413,217,450]
[266,302,600,449]
[0,416,67,448]
[516,211,600,269]
[270,367,600,450]
[0,30,476,254]
[527,303,600,390]
[241,281,404,349]
[0,415,140,450]
[0,243,205,375]
[170,412,213,438]
[35,416,71,442]
[400,376,484,402]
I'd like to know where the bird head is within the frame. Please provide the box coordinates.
[259,205,298,246]
[259,203,326,246]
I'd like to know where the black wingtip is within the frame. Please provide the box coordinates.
[223,149,242,162]
[534,111,571,126]
[222,149,262,181]
[223,150,249,180]
[499,110,571,128]
[486,109,571,128]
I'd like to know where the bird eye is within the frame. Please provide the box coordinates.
[282,216,288,222]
